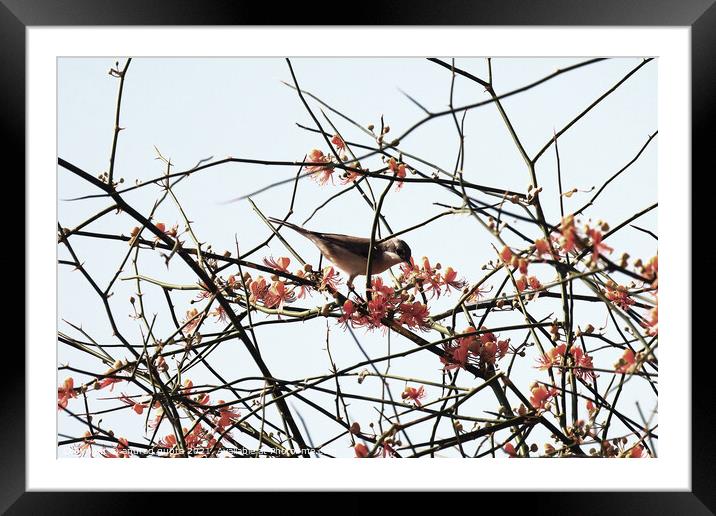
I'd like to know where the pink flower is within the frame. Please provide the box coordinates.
[440,334,472,371]
[293,270,312,299]
[401,385,426,406]
[570,346,598,380]
[586,226,614,265]
[530,384,557,410]
[441,267,466,293]
[211,305,228,323]
[215,400,241,428]
[397,301,431,331]
[101,437,131,459]
[319,266,342,290]
[120,393,149,415]
[559,215,578,253]
[388,157,408,190]
[614,349,637,374]
[500,246,513,263]
[604,282,635,310]
[158,434,177,449]
[339,165,363,185]
[503,442,518,458]
[331,134,346,151]
[183,307,201,333]
[264,281,296,311]
[644,303,658,336]
[72,431,95,457]
[249,276,269,303]
[627,444,645,458]
[534,238,554,258]
[97,373,124,391]
[263,256,291,273]
[57,377,77,410]
[354,443,370,458]
[306,148,334,185]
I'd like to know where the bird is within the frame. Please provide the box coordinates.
[267,217,412,287]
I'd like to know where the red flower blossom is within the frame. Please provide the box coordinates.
[643,303,658,336]
[614,348,637,374]
[586,226,613,265]
[194,281,213,301]
[399,256,447,299]
[215,400,241,428]
[101,437,131,458]
[388,157,408,190]
[339,164,363,185]
[293,270,312,299]
[98,377,123,390]
[627,444,645,458]
[570,346,598,380]
[183,307,201,333]
[366,295,391,327]
[249,276,269,304]
[536,343,595,380]
[503,442,518,458]
[319,266,342,290]
[354,443,370,458]
[306,148,334,185]
[120,393,149,415]
[530,384,557,410]
[558,215,578,253]
[528,276,542,290]
[401,385,426,406]
[397,301,431,331]
[57,377,77,410]
[440,337,471,371]
[604,282,635,310]
[158,434,177,449]
[264,280,296,310]
[72,431,95,457]
[263,256,291,273]
[331,134,346,151]
[153,222,179,243]
[500,246,513,263]
[441,266,467,293]
[338,300,359,326]
[211,305,228,323]
[534,238,554,258]
[441,326,509,370]
[96,363,125,391]
[381,441,397,458]
[586,399,597,415]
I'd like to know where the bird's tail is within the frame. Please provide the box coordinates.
[267,216,308,235]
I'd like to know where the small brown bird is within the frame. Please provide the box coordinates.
[268,217,412,287]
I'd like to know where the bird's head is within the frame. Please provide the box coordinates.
[380,238,412,265]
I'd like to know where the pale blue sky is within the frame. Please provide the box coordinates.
[58,57,657,458]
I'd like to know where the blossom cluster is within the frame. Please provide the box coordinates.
[398,256,467,299]
[499,246,543,295]
[304,135,409,190]
[339,277,431,332]
[440,326,510,371]
[535,342,597,381]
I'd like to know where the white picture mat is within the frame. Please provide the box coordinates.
[28,26,689,490]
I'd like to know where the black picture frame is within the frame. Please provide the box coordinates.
[4,1,711,513]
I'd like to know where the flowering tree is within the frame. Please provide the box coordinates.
[58,57,657,458]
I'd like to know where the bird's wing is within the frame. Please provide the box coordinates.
[268,216,376,259]
[309,232,373,258]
